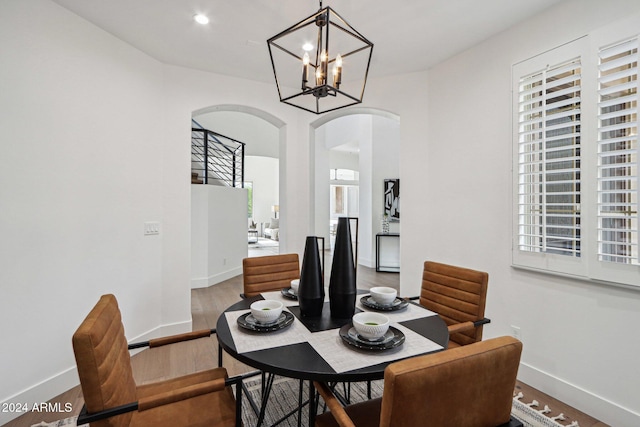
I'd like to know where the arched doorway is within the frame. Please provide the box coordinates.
[310,108,401,275]
[190,105,287,288]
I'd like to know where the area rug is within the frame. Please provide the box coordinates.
[239,377,582,427]
[512,392,579,427]
[251,237,279,248]
[31,418,85,427]
[31,379,580,427]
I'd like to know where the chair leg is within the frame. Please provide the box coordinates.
[308,380,318,427]
[235,379,243,427]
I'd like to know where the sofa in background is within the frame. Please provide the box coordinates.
[264,218,279,241]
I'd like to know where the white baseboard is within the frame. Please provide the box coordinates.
[191,267,242,289]
[0,366,79,425]
[0,320,192,426]
[518,362,640,427]
[358,257,374,269]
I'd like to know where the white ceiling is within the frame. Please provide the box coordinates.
[52,0,567,84]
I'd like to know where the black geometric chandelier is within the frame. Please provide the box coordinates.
[267,1,374,114]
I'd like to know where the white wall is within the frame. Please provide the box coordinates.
[193,110,279,158]
[329,150,359,172]
[409,1,640,425]
[371,116,400,236]
[245,156,279,227]
[371,116,401,267]
[191,185,247,288]
[0,2,300,423]
[0,1,188,423]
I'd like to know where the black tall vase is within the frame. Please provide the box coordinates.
[329,217,357,319]
[298,236,325,317]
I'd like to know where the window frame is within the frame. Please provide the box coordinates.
[512,22,640,290]
[512,37,590,279]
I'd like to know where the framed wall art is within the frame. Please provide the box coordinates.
[384,179,400,222]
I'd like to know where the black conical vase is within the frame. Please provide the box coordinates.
[298,236,325,317]
[329,217,357,319]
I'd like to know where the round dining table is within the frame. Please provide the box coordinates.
[215,292,449,426]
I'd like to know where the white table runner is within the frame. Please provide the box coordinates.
[356,296,438,323]
[224,309,312,354]
[260,289,330,307]
[307,323,444,373]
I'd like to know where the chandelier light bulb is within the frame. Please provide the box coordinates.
[320,49,328,85]
[334,54,343,88]
[193,14,209,25]
[302,52,310,89]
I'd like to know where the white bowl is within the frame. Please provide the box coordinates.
[250,300,284,324]
[290,279,300,295]
[352,312,390,340]
[369,287,397,306]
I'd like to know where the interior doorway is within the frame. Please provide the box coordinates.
[329,171,359,248]
[189,105,285,289]
[313,112,400,271]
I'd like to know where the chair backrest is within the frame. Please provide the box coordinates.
[242,253,300,297]
[73,294,137,427]
[379,336,522,427]
[421,261,488,346]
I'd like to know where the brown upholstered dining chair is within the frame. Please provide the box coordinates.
[314,336,524,427]
[73,294,255,427]
[418,260,490,348]
[241,253,305,419]
[242,253,300,298]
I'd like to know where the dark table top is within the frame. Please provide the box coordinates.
[216,293,449,382]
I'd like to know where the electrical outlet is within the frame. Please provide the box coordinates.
[223,258,227,265]
[144,221,160,236]
[511,325,522,341]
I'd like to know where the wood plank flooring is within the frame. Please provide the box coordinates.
[2,259,607,427]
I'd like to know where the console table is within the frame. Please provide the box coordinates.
[376,232,400,273]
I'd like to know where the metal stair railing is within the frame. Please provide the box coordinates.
[191,120,245,188]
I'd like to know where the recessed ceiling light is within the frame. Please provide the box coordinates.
[302,43,314,52]
[194,14,209,25]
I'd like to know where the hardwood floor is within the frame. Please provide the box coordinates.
[248,238,279,258]
[2,260,607,427]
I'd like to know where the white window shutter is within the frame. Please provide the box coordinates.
[597,38,639,266]
[517,59,582,257]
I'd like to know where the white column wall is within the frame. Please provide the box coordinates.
[313,126,330,243]
[190,185,247,288]
[371,116,401,265]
